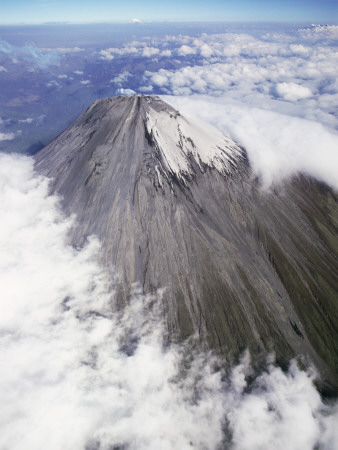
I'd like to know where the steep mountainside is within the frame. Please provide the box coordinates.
[35,95,338,391]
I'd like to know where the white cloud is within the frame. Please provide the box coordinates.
[165,95,338,191]
[73,70,83,75]
[42,47,84,53]
[0,150,337,449]
[144,31,338,130]
[178,44,196,56]
[132,18,143,24]
[0,153,227,450]
[273,82,313,101]
[225,354,338,450]
[148,70,168,86]
[199,43,214,58]
[19,117,34,124]
[100,45,139,60]
[299,24,338,40]
[80,80,90,85]
[100,48,115,60]
[161,49,172,57]
[57,47,84,53]
[139,85,153,92]
[0,132,15,141]
[0,65,7,72]
[142,46,160,57]
[289,43,310,56]
[46,80,61,88]
[111,71,132,85]
[116,88,136,96]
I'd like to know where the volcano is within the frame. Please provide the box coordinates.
[35,95,338,391]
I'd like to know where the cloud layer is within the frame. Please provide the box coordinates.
[0,152,337,449]
[131,25,338,133]
[165,95,338,190]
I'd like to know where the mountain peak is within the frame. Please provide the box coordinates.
[35,95,338,391]
[38,94,244,189]
[145,98,243,183]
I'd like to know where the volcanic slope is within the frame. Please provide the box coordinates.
[35,95,338,390]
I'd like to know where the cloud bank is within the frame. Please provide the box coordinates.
[165,95,338,190]
[140,27,338,132]
[0,152,337,449]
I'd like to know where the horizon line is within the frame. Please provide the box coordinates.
[1,20,337,27]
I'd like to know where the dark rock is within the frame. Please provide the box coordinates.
[35,95,338,391]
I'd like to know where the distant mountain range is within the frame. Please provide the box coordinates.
[35,95,338,392]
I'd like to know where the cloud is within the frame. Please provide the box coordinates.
[0,65,7,72]
[143,31,338,130]
[99,48,115,60]
[139,85,153,92]
[298,24,338,41]
[178,44,196,56]
[288,43,311,56]
[42,47,84,53]
[19,118,34,124]
[273,82,313,101]
[148,70,168,86]
[100,45,139,60]
[0,150,337,450]
[224,354,338,450]
[132,18,143,24]
[165,95,338,191]
[0,39,60,68]
[142,46,160,57]
[46,80,61,89]
[99,41,168,62]
[111,71,132,85]
[56,47,83,53]
[0,132,15,141]
[161,49,172,57]
[116,88,136,96]
[199,43,214,58]
[0,153,226,449]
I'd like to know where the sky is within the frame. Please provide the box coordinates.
[1,0,338,24]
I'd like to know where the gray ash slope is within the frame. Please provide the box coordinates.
[35,95,338,391]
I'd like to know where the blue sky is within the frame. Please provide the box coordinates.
[1,0,337,24]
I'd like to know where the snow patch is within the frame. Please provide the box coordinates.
[145,107,242,182]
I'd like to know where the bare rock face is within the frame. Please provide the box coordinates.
[35,95,338,391]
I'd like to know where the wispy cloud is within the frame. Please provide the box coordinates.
[0,39,60,68]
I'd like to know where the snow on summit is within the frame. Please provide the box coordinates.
[145,103,243,182]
